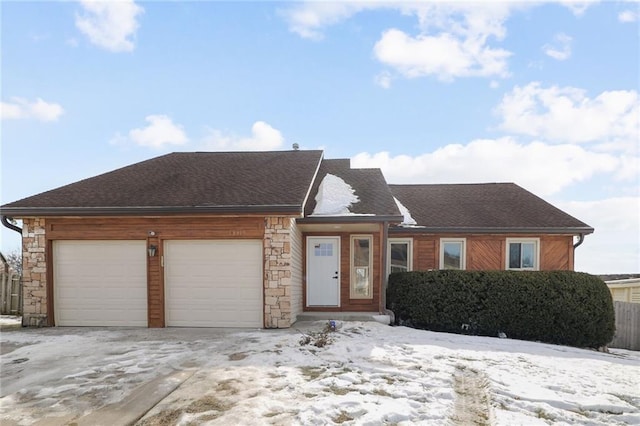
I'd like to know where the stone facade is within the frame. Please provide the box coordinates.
[263,216,293,328]
[21,218,48,326]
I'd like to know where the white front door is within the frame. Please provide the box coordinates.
[307,237,340,306]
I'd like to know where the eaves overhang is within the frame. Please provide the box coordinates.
[0,204,304,217]
[388,226,595,235]
[297,214,404,224]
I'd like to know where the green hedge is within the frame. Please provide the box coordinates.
[387,270,615,348]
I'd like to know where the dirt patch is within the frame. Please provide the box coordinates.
[228,352,248,361]
[450,365,492,425]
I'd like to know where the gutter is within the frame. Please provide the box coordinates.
[297,215,404,224]
[1,216,22,234]
[573,233,585,249]
[0,204,304,217]
[389,226,595,235]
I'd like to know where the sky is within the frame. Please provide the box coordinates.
[1,0,638,274]
[2,322,639,424]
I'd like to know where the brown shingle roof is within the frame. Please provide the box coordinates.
[303,159,402,220]
[389,183,593,234]
[1,150,324,215]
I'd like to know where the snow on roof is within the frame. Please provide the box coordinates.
[394,197,417,226]
[312,173,360,216]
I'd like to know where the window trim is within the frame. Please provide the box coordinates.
[439,238,466,270]
[505,238,540,271]
[387,238,413,275]
[350,235,373,299]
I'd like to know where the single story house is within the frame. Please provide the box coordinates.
[0,149,594,328]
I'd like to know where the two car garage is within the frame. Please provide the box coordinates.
[53,240,263,327]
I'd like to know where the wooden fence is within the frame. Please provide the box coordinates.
[0,271,22,315]
[609,301,640,351]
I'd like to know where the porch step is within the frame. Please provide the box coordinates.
[294,311,390,324]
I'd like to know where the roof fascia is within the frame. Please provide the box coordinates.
[0,205,303,217]
[297,215,403,224]
[300,151,325,214]
[389,226,594,235]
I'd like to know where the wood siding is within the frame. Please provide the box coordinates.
[45,216,266,327]
[398,233,576,272]
[303,226,383,312]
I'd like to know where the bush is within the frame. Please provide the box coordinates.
[387,270,615,348]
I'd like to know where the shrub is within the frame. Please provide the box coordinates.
[387,270,615,348]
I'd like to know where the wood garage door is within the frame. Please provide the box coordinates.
[164,240,263,327]
[54,240,147,326]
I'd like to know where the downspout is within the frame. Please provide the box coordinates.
[2,216,22,234]
[573,233,585,249]
[381,221,395,324]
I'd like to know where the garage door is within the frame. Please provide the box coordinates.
[164,240,262,327]
[54,240,147,326]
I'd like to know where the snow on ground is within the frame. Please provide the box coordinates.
[1,322,639,425]
[0,315,22,326]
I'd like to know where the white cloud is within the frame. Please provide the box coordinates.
[374,71,393,89]
[351,138,621,196]
[202,121,284,151]
[543,33,572,61]
[127,115,188,148]
[0,97,64,122]
[283,2,517,81]
[558,197,640,274]
[75,0,143,52]
[558,0,599,16]
[618,10,638,23]
[374,28,511,81]
[495,83,640,152]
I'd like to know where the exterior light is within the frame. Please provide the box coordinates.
[148,245,157,257]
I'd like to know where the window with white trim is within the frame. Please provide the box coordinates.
[351,235,373,299]
[440,238,466,270]
[506,238,540,270]
[388,238,413,274]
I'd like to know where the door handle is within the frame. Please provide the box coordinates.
[332,272,339,279]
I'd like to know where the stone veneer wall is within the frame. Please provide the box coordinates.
[21,218,48,326]
[264,216,293,328]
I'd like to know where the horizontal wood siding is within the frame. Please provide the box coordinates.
[303,228,382,312]
[46,216,264,240]
[396,233,575,271]
[45,216,267,328]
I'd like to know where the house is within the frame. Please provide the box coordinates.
[0,149,594,328]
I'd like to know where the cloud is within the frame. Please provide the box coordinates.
[618,10,638,23]
[126,115,188,148]
[202,121,285,151]
[558,197,640,274]
[284,2,517,81]
[75,0,143,52]
[351,138,622,196]
[1,97,64,122]
[542,33,572,60]
[557,0,599,16]
[495,83,639,152]
[374,71,393,89]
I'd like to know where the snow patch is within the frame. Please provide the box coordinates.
[312,174,359,215]
[394,197,417,225]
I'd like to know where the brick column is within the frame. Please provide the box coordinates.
[22,218,48,326]
[264,217,292,328]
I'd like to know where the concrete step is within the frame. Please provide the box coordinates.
[294,311,390,324]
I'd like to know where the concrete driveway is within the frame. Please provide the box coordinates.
[1,326,296,426]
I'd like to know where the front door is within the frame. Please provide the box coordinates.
[307,237,340,306]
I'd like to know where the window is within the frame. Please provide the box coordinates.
[351,236,373,299]
[506,238,539,270]
[440,238,466,270]
[388,239,413,274]
[314,243,333,257]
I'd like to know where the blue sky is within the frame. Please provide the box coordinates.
[1,1,639,274]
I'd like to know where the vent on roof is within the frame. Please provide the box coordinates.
[292,143,299,151]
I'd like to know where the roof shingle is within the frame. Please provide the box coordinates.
[389,183,593,233]
[1,150,324,215]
